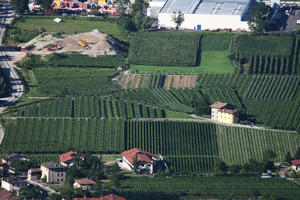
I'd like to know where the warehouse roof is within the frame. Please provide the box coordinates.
[160,0,250,16]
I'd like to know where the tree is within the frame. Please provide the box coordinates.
[263,150,277,162]
[216,160,228,172]
[10,160,33,173]
[37,0,52,11]
[11,0,29,14]
[19,185,42,200]
[285,152,293,163]
[295,147,300,159]
[247,3,273,33]
[48,193,62,200]
[171,10,184,30]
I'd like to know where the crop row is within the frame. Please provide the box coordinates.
[244,94,300,130]
[244,75,299,100]
[217,125,300,164]
[166,156,216,173]
[27,154,59,164]
[10,97,166,118]
[1,118,125,153]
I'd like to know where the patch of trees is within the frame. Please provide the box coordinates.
[116,0,152,32]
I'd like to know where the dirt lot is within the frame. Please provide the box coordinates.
[19,29,116,57]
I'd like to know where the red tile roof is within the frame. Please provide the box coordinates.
[291,159,300,166]
[210,102,228,109]
[0,190,18,200]
[59,151,76,163]
[121,148,157,165]
[73,194,126,200]
[101,194,126,200]
[74,178,96,185]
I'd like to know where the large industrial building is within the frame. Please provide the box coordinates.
[148,0,253,31]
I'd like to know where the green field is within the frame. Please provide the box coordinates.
[130,51,233,74]
[32,67,119,96]
[120,177,300,200]
[17,16,126,40]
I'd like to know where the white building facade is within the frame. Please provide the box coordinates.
[157,0,253,31]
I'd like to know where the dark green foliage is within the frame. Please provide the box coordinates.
[128,32,201,66]
[120,177,300,200]
[46,53,127,68]
[0,68,10,97]
[19,185,42,200]
[11,0,29,14]
[285,152,293,163]
[247,3,273,33]
[295,147,300,159]
[10,160,33,173]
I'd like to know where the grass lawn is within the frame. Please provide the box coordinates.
[165,110,195,119]
[130,51,234,74]
[102,154,122,162]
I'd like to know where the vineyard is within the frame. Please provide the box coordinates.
[1,119,299,172]
[118,74,198,89]
[120,177,300,200]
[26,154,59,164]
[32,67,120,96]
[216,125,300,164]
[244,75,299,100]
[1,118,125,153]
[128,32,201,66]
[233,35,300,74]
[7,97,166,118]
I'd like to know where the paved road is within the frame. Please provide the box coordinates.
[0,1,25,144]
[26,179,56,195]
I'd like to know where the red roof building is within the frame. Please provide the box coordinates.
[121,148,157,165]
[291,159,300,166]
[59,151,76,166]
[73,178,96,190]
[121,148,158,174]
[73,194,126,200]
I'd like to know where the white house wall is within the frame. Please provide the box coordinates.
[158,13,249,31]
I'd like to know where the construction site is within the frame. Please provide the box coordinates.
[19,29,117,57]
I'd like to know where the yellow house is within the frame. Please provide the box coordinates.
[210,102,238,124]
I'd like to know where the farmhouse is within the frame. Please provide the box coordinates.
[121,148,159,174]
[1,177,26,192]
[156,0,253,31]
[73,178,96,190]
[59,151,77,166]
[210,102,238,124]
[40,161,67,184]
[291,159,300,171]
[27,168,42,181]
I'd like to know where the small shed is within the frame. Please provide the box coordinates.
[53,18,62,23]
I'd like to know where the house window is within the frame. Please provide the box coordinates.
[57,173,60,177]
[61,173,64,176]
[61,179,63,182]
[57,179,59,182]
